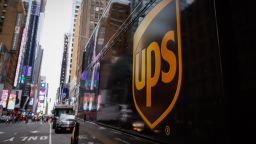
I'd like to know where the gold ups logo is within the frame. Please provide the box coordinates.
[132,0,182,129]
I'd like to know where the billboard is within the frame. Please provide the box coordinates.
[15,90,22,108]
[39,95,45,101]
[83,93,95,111]
[14,28,26,87]
[29,98,34,106]
[27,66,32,76]
[39,82,46,96]
[7,91,16,110]
[83,93,90,110]
[0,90,9,108]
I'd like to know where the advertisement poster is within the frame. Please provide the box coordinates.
[7,91,16,110]
[83,93,90,110]
[29,98,34,106]
[15,90,22,108]
[0,90,8,108]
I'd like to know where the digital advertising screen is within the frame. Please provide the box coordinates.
[7,91,16,110]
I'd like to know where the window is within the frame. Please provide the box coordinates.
[1,16,5,20]
[3,3,8,8]
[2,10,7,14]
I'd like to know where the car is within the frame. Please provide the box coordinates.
[55,114,76,133]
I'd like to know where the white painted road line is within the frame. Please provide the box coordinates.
[99,127,106,130]
[0,131,5,134]
[49,123,52,144]
[2,136,48,142]
[114,138,130,144]
[30,130,40,134]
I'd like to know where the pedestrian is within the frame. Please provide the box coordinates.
[83,114,86,123]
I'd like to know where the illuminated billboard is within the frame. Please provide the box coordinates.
[83,93,90,110]
[15,90,22,108]
[14,28,26,87]
[29,98,34,106]
[0,90,9,108]
[7,91,16,110]
[27,66,32,76]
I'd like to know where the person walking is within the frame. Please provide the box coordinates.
[83,114,86,123]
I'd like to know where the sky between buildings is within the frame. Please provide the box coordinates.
[40,0,73,114]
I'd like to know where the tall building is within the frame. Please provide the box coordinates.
[60,34,69,86]
[36,76,48,115]
[66,0,81,84]
[14,0,46,110]
[57,34,69,102]
[68,7,81,110]
[68,0,109,113]
[32,46,43,112]
[0,0,25,92]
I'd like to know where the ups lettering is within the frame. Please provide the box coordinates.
[135,31,177,107]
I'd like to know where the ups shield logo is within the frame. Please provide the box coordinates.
[133,0,182,129]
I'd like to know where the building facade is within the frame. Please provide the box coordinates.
[14,0,46,111]
[0,0,25,92]
[68,0,109,114]
[57,34,69,103]
[66,0,81,84]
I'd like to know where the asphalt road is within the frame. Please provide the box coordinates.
[0,121,158,144]
[77,120,158,144]
[0,121,70,144]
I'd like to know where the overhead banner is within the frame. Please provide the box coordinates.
[0,90,9,108]
[7,91,17,110]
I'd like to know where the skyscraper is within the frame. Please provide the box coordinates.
[66,0,81,84]
[57,34,69,102]
[68,0,109,113]
[0,0,25,92]
[14,0,46,110]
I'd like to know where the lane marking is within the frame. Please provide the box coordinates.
[79,135,88,140]
[3,137,14,142]
[114,138,130,144]
[2,136,48,142]
[111,130,121,134]
[0,131,5,134]
[49,123,52,144]
[30,130,40,134]
[86,121,97,125]
[28,136,37,141]
[21,136,28,141]
[99,127,106,130]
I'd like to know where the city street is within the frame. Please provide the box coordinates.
[0,120,157,144]
[0,121,70,144]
